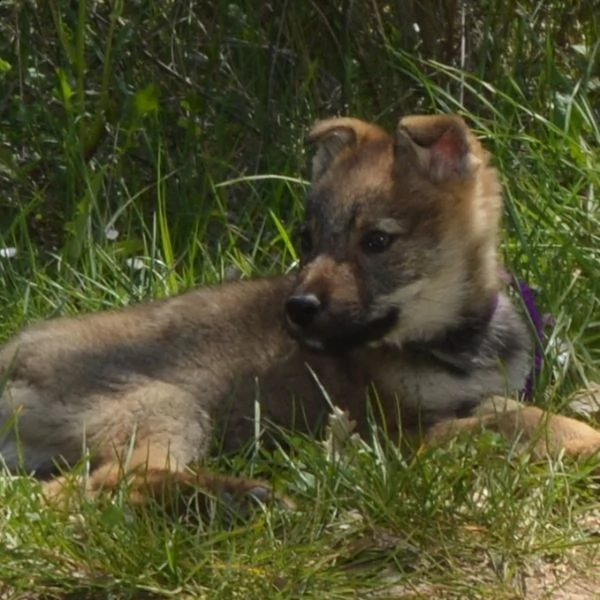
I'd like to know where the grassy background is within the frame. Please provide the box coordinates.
[0,1,599,597]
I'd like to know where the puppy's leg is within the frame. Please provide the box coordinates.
[42,443,294,515]
[4,378,293,514]
[0,379,211,477]
[425,396,600,460]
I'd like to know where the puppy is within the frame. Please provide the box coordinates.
[1,114,599,510]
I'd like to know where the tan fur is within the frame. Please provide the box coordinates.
[426,396,600,460]
[1,113,599,515]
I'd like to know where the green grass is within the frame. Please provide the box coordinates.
[1,1,599,597]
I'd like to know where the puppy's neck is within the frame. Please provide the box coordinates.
[407,293,500,374]
[405,291,532,396]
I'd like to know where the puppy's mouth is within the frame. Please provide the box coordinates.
[286,308,399,353]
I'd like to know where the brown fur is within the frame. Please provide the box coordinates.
[1,113,600,514]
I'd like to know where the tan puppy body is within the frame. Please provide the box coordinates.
[427,396,600,460]
[1,113,599,509]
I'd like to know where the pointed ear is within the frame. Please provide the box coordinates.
[395,114,482,182]
[306,117,386,183]
[306,118,358,182]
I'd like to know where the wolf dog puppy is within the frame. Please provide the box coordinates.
[1,114,600,509]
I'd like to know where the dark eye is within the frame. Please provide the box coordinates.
[298,227,313,255]
[361,230,394,254]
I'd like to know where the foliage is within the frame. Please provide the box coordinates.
[0,1,598,597]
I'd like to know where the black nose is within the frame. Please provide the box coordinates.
[285,294,322,328]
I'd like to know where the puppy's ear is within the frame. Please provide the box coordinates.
[395,114,482,182]
[306,117,386,182]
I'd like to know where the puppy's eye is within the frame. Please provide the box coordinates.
[299,227,313,255]
[361,230,394,254]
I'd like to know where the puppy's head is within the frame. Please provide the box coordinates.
[285,114,504,352]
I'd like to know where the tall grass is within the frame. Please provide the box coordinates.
[0,1,599,597]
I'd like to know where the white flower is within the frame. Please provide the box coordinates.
[556,341,570,366]
[125,257,145,271]
[0,247,17,259]
[104,227,119,241]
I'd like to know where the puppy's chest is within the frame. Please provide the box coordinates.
[361,346,488,422]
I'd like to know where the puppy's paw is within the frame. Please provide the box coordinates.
[41,465,297,524]
[208,475,296,516]
[41,474,89,511]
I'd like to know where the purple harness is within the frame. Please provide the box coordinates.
[511,277,546,400]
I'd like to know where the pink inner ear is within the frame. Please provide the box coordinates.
[429,129,464,176]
